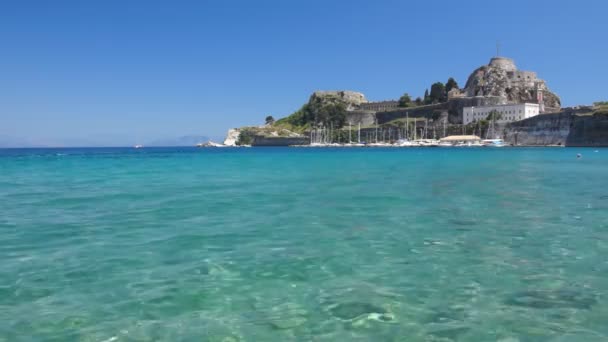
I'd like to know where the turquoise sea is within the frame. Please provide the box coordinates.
[1,147,608,341]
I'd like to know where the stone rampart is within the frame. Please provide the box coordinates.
[359,101,400,111]
[503,109,608,146]
[504,112,572,146]
[251,136,309,146]
[346,110,376,126]
[489,57,516,72]
[375,103,446,124]
[566,114,608,146]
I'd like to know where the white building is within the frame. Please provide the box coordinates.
[463,103,540,125]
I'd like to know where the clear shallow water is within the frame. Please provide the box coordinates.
[1,147,608,341]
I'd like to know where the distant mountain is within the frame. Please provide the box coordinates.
[0,134,135,148]
[146,135,211,147]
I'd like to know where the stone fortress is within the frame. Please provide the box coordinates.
[466,57,539,96]
[458,56,560,110]
[341,56,561,127]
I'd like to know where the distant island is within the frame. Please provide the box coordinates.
[146,135,211,147]
[223,57,608,147]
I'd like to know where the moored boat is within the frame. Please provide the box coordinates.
[482,139,505,147]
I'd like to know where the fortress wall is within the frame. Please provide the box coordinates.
[489,57,517,71]
[503,109,608,146]
[251,136,309,146]
[375,103,446,124]
[566,114,608,146]
[508,71,538,88]
[512,71,537,81]
[504,112,572,146]
[346,110,376,126]
[359,101,400,111]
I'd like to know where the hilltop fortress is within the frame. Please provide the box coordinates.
[342,56,561,127]
[460,57,560,109]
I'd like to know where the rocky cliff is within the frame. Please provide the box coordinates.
[223,128,240,146]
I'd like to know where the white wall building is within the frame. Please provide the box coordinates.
[463,103,540,125]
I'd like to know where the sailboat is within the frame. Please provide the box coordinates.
[352,123,365,146]
[482,112,505,147]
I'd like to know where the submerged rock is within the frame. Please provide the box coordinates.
[328,302,393,322]
[448,219,478,227]
[269,316,307,330]
[427,324,471,340]
[504,289,597,310]
[264,302,308,330]
[425,307,468,324]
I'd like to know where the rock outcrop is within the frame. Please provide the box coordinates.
[310,91,368,111]
[223,128,241,146]
[463,57,561,109]
[223,126,306,146]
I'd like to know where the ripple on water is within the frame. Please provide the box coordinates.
[504,289,598,310]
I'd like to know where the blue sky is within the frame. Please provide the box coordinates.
[1,0,606,146]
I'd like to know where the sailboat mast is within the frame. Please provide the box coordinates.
[424,119,428,139]
[375,120,378,143]
[406,112,409,140]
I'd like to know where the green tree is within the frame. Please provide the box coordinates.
[236,129,256,145]
[446,77,459,93]
[429,82,446,103]
[414,97,423,106]
[398,93,412,107]
[486,110,502,121]
[423,89,430,104]
[322,103,347,128]
[265,115,275,125]
[284,103,314,127]
[281,96,349,129]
